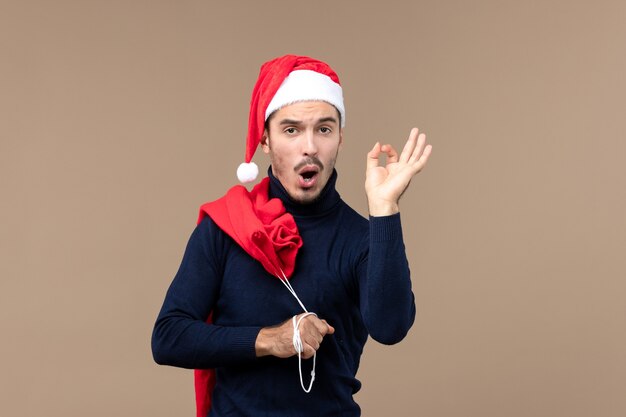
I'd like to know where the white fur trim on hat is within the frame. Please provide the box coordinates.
[265,70,345,126]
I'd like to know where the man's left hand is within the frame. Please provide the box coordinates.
[365,127,432,216]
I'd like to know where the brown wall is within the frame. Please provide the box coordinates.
[1,1,625,416]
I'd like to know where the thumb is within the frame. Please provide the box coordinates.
[321,319,335,335]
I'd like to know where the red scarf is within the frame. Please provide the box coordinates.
[194,177,302,417]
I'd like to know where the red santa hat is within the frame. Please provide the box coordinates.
[236,54,346,183]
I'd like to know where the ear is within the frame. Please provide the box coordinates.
[261,130,270,154]
[338,128,344,150]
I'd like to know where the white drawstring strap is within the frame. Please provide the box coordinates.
[275,268,317,393]
[276,269,308,314]
[292,312,317,393]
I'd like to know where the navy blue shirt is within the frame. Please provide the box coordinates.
[152,169,416,416]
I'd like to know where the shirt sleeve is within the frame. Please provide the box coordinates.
[357,213,416,344]
[151,217,261,369]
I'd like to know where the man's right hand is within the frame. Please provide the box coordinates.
[255,314,335,359]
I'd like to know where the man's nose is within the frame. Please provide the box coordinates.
[302,130,318,156]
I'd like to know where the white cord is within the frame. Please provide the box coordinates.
[275,268,317,393]
[292,312,317,393]
[276,269,308,313]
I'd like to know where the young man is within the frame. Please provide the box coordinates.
[152,54,432,417]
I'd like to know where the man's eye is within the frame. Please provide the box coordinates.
[284,127,297,134]
[319,127,331,134]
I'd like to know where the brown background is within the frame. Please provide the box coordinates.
[1,1,625,416]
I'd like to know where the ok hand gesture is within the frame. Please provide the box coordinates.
[365,127,432,216]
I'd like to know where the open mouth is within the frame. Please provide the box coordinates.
[301,170,316,182]
[298,166,320,187]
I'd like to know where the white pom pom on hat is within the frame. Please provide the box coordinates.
[237,54,345,183]
[236,162,259,184]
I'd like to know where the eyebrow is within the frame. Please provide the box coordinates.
[318,117,338,124]
[278,119,302,126]
[278,116,339,126]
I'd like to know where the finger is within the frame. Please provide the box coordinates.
[412,144,433,173]
[381,144,400,164]
[399,128,419,164]
[421,144,433,163]
[298,315,324,338]
[321,319,335,335]
[301,344,316,360]
[313,318,335,334]
[408,133,427,163]
[366,142,382,169]
[302,333,321,351]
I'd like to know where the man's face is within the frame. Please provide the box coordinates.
[262,101,343,204]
